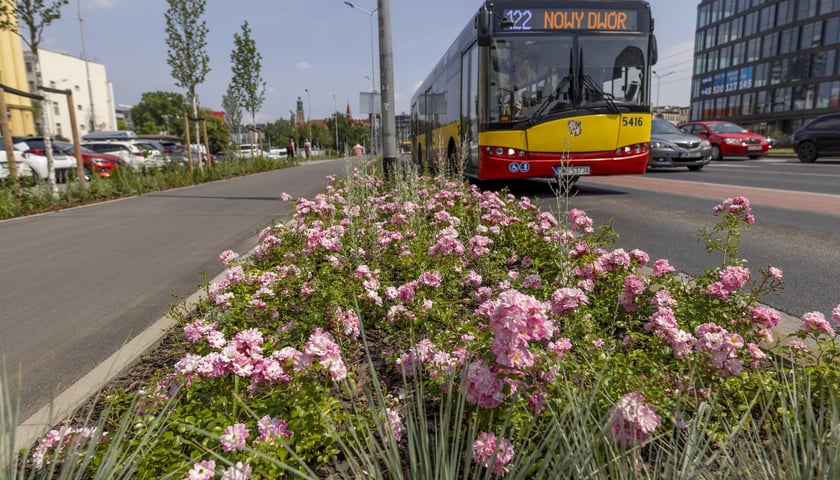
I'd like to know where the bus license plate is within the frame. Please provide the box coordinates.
[553,165,590,176]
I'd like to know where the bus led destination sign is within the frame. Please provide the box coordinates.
[503,9,639,32]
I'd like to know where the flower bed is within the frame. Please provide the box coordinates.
[19,166,840,479]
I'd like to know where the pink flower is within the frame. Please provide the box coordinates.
[768,266,783,279]
[719,266,750,291]
[386,408,405,442]
[652,259,676,277]
[463,360,508,408]
[256,415,292,445]
[800,311,836,337]
[221,462,252,480]
[187,460,216,480]
[220,423,249,452]
[787,340,809,351]
[218,249,239,267]
[569,209,594,233]
[472,432,515,477]
[833,304,840,323]
[549,287,589,316]
[522,274,542,290]
[606,392,661,446]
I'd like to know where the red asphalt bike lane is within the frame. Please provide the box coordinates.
[581,175,840,217]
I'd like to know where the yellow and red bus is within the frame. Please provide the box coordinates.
[410,0,658,182]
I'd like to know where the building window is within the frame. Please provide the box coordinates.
[825,17,839,45]
[715,97,727,117]
[772,87,791,112]
[705,27,717,49]
[719,46,732,69]
[730,17,743,40]
[56,123,62,136]
[25,62,32,73]
[755,63,768,87]
[695,53,707,74]
[741,91,755,115]
[746,38,760,62]
[791,55,811,82]
[728,94,740,116]
[712,0,722,23]
[777,0,794,27]
[732,42,744,66]
[744,12,758,37]
[718,21,730,44]
[704,99,714,119]
[723,0,735,18]
[759,5,776,31]
[698,4,710,28]
[770,59,789,85]
[779,27,798,55]
[762,32,778,58]
[53,101,59,115]
[797,0,817,21]
[708,50,719,72]
[75,85,81,91]
[793,84,816,110]
[49,80,56,89]
[756,90,771,113]
[800,22,823,50]
[812,50,835,77]
[77,104,84,111]
[819,0,840,15]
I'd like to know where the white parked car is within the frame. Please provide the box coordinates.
[0,139,32,181]
[234,144,267,158]
[13,137,77,182]
[82,140,166,169]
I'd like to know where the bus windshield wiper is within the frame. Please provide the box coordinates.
[532,75,573,119]
[581,75,620,114]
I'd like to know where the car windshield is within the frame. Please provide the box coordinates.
[652,120,682,135]
[708,123,747,134]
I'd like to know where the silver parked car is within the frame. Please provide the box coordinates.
[648,119,712,172]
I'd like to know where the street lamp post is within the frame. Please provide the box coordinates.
[344,1,377,156]
[333,94,340,156]
[304,88,312,145]
[653,70,675,110]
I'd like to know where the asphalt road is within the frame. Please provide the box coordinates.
[1,158,358,420]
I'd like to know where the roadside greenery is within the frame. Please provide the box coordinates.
[0,155,298,219]
[3,161,839,478]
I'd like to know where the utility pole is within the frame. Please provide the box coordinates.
[78,0,96,132]
[377,0,396,176]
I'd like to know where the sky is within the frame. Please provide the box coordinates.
[35,0,697,124]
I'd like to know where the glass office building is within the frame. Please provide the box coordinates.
[691,0,840,138]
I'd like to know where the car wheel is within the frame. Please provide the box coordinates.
[796,141,818,163]
[711,145,722,160]
[687,165,704,172]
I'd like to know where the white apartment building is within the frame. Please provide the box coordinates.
[24,48,117,139]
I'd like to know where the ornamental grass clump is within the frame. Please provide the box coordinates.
[14,164,840,478]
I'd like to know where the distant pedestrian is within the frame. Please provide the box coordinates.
[286,138,295,159]
[304,139,312,160]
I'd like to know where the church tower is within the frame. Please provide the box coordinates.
[295,96,305,128]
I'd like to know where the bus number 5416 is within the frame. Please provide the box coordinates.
[622,116,644,127]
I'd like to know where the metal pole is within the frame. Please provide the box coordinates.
[333,94,339,157]
[377,0,396,175]
[305,88,311,143]
[78,0,96,132]
[344,2,378,156]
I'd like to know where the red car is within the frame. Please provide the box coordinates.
[677,121,770,160]
[54,141,123,178]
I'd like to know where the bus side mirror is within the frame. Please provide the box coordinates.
[477,7,492,46]
[649,35,658,65]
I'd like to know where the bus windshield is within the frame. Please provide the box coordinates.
[488,34,649,126]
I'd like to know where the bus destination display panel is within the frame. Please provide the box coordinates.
[502,8,640,32]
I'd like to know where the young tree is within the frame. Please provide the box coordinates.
[230,20,265,158]
[164,0,209,165]
[0,0,69,196]
[221,85,241,150]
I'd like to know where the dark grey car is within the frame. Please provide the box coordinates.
[648,119,712,171]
